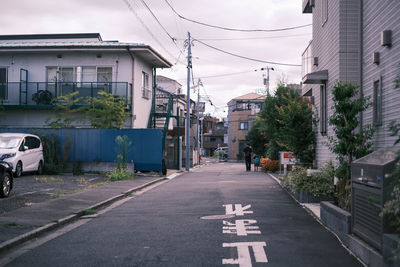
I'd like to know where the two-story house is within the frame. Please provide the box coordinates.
[0,33,172,128]
[301,0,400,168]
[227,93,266,161]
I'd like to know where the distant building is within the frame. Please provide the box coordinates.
[202,117,227,156]
[227,93,266,161]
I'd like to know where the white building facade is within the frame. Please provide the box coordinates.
[0,33,171,128]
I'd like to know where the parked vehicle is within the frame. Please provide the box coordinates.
[214,147,228,154]
[0,133,44,177]
[0,161,13,198]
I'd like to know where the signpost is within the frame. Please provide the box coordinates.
[280,151,297,175]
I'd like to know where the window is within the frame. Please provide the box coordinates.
[0,68,8,100]
[373,79,382,126]
[97,67,112,83]
[320,84,327,135]
[322,0,328,25]
[239,122,248,130]
[25,137,41,149]
[142,72,150,99]
[46,67,112,83]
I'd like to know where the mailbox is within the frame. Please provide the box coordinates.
[351,147,398,250]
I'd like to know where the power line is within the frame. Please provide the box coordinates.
[177,33,312,41]
[140,0,176,42]
[194,39,301,67]
[122,0,184,65]
[164,0,311,32]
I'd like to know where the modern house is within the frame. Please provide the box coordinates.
[227,93,266,161]
[301,0,400,167]
[0,33,172,128]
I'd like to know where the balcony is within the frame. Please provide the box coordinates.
[0,82,132,109]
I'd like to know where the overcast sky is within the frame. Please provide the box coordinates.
[0,0,312,118]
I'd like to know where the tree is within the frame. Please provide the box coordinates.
[327,82,375,210]
[246,119,267,156]
[46,91,84,128]
[84,91,129,129]
[249,84,316,164]
[275,91,316,166]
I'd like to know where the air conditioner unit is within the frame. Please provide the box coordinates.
[381,30,392,47]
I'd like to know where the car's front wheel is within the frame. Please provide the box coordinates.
[0,172,11,198]
[37,161,43,175]
[15,161,22,177]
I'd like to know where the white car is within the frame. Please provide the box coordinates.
[0,133,44,177]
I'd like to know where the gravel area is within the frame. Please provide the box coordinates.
[0,173,110,215]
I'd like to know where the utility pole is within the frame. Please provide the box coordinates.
[262,67,274,95]
[196,79,201,160]
[185,32,192,171]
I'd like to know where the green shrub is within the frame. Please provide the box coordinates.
[72,161,84,176]
[282,164,334,197]
[381,185,400,233]
[107,168,134,182]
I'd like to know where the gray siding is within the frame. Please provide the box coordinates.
[362,0,400,149]
[303,0,400,168]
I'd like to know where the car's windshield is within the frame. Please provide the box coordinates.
[0,136,21,149]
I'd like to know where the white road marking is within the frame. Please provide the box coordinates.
[223,204,253,216]
[222,242,268,267]
[222,220,261,236]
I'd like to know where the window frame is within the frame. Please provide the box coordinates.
[320,84,327,135]
[321,0,328,26]
[239,121,249,130]
[373,78,383,126]
[142,71,150,99]
[0,67,8,100]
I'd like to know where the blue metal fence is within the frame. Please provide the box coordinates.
[0,128,162,171]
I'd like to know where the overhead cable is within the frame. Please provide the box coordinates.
[177,33,312,41]
[122,0,184,65]
[194,39,301,67]
[164,0,311,32]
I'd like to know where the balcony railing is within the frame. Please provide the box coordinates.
[0,82,132,109]
[302,40,313,79]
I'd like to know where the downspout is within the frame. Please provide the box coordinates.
[359,0,364,130]
[127,47,135,128]
[152,67,156,128]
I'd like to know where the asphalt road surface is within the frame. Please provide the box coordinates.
[3,162,362,267]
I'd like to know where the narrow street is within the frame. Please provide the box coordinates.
[3,162,362,267]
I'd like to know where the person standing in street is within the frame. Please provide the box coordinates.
[243,144,252,171]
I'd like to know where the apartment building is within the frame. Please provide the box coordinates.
[227,93,265,160]
[301,0,400,167]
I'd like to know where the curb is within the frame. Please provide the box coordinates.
[0,177,166,254]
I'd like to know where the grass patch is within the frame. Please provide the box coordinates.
[35,176,64,183]
[76,177,90,185]
[82,209,97,215]
[107,168,135,182]
[4,222,23,227]
[52,191,61,198]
